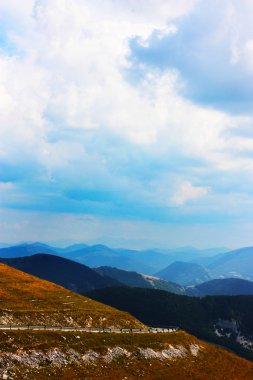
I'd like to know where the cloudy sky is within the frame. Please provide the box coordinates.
[1,0,253,248]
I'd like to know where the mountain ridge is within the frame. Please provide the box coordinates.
[0,254,121,293]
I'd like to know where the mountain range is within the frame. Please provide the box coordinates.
[0,242,228,274]
[206,246,253,280]
[3,243,253,296]
[2,241,253,290]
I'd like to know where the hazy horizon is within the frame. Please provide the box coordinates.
[0,238,232,252]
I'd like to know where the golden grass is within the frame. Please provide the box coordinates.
[0,263,144,328]
[0,330,252,380]
[1,264,253,379]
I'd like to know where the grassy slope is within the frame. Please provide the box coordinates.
[1,330,253,379]
[0,264,253,378]
[0,263,143,328]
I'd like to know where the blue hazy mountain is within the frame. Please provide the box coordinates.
[0,243,58,258]
[205,247,253,280]
[156,261,212,286]
[190,278,253,296]
[0,242,228,275]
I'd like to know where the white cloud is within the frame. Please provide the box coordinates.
[0,0,199,161]
[170,181,209,206]
[244,39,253,70]
[0,0,250,164]
[1,0,253,219]
[0,182,14,190]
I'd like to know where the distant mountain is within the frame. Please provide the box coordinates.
[206,246,253,280]
[156,261,211,286]
[69,244,155,274]
[0,242,228,275]
[86,286,253,361]
[0,242,13,248]
[115,247,228,273]
[0,254,120,293]
[95,266,185,294]
[0,243,58,258]
[54,243,89,254]
[191,278,253,296]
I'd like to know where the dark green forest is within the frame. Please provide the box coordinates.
[86,286,253,360]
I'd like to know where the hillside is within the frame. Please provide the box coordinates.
[207,246,253,280]
[193,278,253,296]
[0,254,120,293]
[0,263,252,379]
[1,329,253,379]
[95,266,185,294]
[0,263,143,328]
[156,261,211,286]
[86,286,253,361]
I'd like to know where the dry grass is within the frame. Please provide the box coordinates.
[0,330,253,379]
[1,264,253,379]
[0,263,144,328]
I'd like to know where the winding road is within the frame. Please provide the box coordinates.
[0,324,179,333]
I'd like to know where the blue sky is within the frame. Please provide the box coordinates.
[1,0,253,248]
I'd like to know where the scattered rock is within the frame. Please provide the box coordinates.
[138,345,188,360]
[82,350,100,363]
[190,344,201,356]
[103,347,130,363]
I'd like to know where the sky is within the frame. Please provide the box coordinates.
[1,0,253,249]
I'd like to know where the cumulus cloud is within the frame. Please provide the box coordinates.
[170,181,209,206]
[131,0,253,115]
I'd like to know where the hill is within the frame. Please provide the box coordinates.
[95,266,185,294]
[0,254,120,293]
[193,278,253,296]
[1,329,253,380]
[206,246,253,280]
[156,261,211,286]
[0,264,253,379]
[86,286,253,361]
[0,263,143,328]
